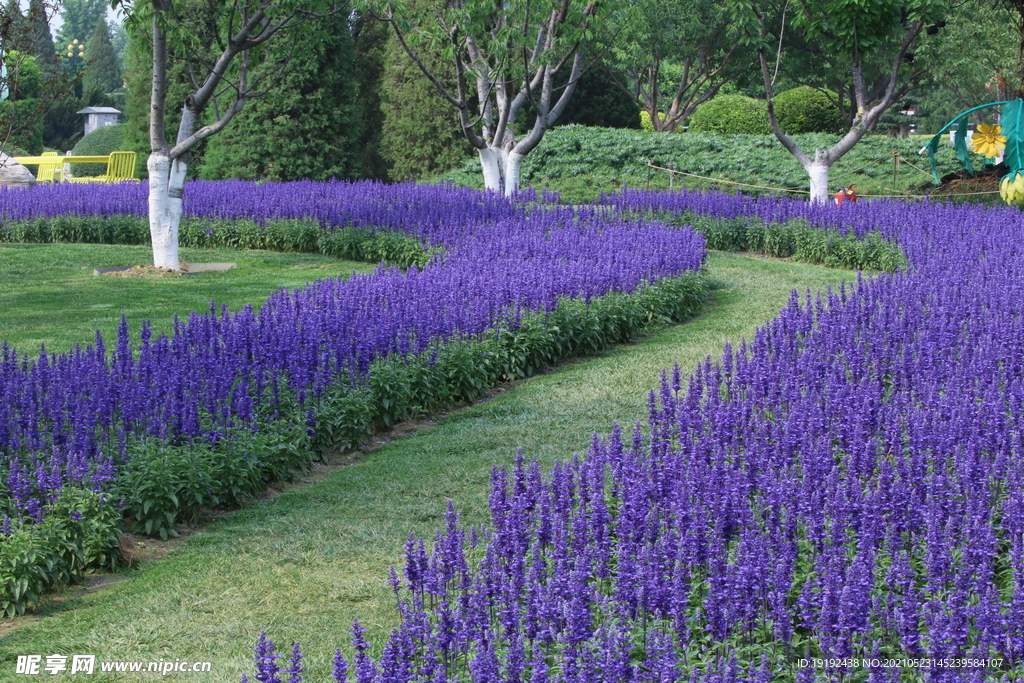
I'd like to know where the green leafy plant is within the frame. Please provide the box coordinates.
[774,87,845,135]
[0,487,121,617]
[688,95,770,135]
[70,123,125,177]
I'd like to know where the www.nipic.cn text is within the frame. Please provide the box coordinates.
[15,655,213,675]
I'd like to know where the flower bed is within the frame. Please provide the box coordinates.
[246,196,1024,681]
[597,187,909,271]
[0,182,708,615]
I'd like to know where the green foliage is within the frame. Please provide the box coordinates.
[380,0,473,182]
[200,11,362,182]
[0,488,121,617]
[70,122,125,176]
[639,110,683,133]
[114,420,316,539]
[439,125,967,203]
[25,0,56,72]
[788,0,946,57]
[352,12,391,180]
[688,94,770,134]
[0,52,44,154]
[913,3,1016,132]
[5,51,42,100]
[82,16,122,96]
[55,0,106,51]
[41,89,113,153]
[0,99,45,154]
[535,68,640,130]
[681,214,907,271]
[0,215,440,271]
[596,0,744,133]
[774,86,844,134]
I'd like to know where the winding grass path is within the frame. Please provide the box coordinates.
[0,252,862,682]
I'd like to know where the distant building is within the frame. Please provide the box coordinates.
[77,107,121,136]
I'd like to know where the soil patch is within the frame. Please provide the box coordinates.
[103,264,182,277]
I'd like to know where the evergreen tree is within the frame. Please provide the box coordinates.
[532,67,641,130]
[380,0,472,181]
[82,16,121,95]
[200,10,362,181]
[108,20,128,71]
[2,0,28,55]
[55,0,106,51]
[25,0,56,72]
[351,11,389,180]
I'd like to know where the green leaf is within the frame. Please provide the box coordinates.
[1002,99,1024,174]
[953,116,975,176]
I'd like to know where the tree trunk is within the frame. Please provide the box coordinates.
[147,152,188,269]
[503,151,525,196]
[804,154,832,205]
[478,146,527,196]
[479,147,502,192]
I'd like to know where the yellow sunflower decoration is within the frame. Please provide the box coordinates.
[969,123,1007,159]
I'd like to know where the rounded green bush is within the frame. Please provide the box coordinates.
[774,86,845,134]
[70,123,125,177]
[688,95,770,135]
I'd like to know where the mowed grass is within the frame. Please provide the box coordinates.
[0,243,376,355]
[0,251,864,682]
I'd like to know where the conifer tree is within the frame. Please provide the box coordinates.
[82,16,121,95]
[200,10,362,181]
[379,2,471,182]
[25,0,56,72]
[55,0,106,51]
[351,11,389,180]
[2,0,28,54]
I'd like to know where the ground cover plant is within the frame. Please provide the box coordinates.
[438,126,973,203]
[246,196,1024,681]
[0,181,707,614]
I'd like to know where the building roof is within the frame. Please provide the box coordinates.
[76,107,121,115]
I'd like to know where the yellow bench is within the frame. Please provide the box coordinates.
[13,151,139,183]
[35,151,63,183]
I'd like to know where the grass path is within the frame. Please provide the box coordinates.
[0,252,862,682]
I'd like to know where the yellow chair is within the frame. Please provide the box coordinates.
[68,151,139,183]
[35,151,63,183]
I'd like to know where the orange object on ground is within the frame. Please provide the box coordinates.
[834,184,857,206]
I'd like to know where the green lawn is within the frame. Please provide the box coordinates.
[0,251,864,682]
[0,244,375,355]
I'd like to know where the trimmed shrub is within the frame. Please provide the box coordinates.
[69,123,125,177]
[688,94,770,135]
[774,86,845,134]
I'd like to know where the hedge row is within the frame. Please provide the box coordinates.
[0,215,440,270]
[629,211,907,272]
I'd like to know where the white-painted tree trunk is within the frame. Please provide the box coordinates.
[805,161,832,205]
[147,152,188,270]
[479,147,527,197]
[504,152,525,196]
[479,147,503,192]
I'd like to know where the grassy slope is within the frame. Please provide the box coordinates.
[0,244,376,355]
[0,251,863,682]
[437,126,976,203]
